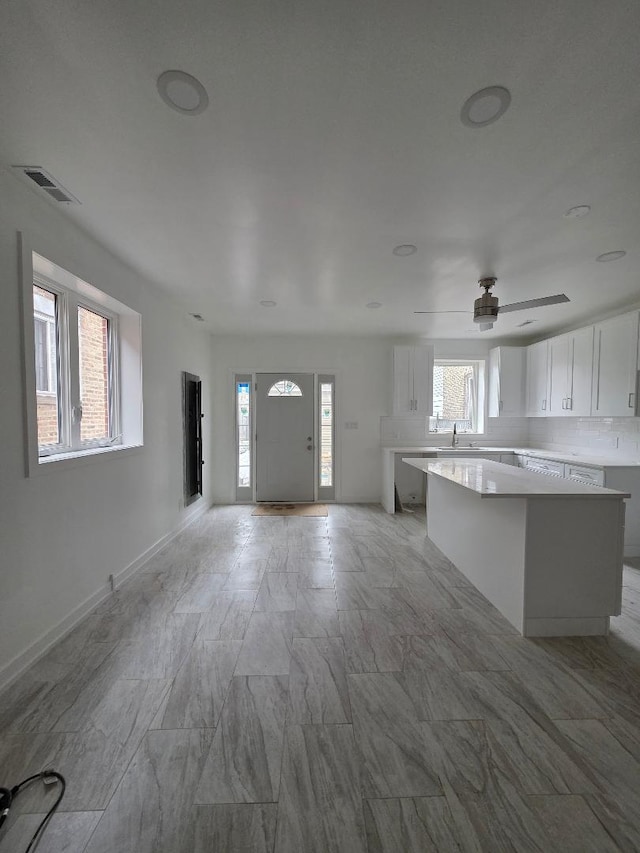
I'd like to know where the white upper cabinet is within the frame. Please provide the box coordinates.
[488,347,525,417]
[591,312,640,417]
[548,326,593,417]
[393,345,434,415]
[525,340,550,417]
[568,326,594,416]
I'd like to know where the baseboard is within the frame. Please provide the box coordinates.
[0,501,208,695]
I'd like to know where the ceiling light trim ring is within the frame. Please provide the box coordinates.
[460,86,511,128]
[564,205,591,218]
[157,70,209,115]
[596,251,626,262]
[392,244,417,256]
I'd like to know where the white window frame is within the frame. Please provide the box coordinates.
[33,272,121,457]
[33,311,56,394]
[429,358,486,435]
[19,234,143,476]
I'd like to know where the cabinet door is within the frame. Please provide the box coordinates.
[487,348,501,417]
[567,326,593,416]
[548,335,569,416]
[488,347,525,416]
[526,340,549,416]
[412,345,434,415]
[592,312,639,416]
[393,346,413,414]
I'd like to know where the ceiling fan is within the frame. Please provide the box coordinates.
[414,277,570,331]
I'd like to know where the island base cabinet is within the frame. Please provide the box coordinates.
[427,476,625,637]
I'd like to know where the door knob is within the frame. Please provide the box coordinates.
[306,436,312,441]
[307,445,312,450]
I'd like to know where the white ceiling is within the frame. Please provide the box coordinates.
[2,0,640,339]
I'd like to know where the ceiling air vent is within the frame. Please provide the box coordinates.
[12,166,80,204]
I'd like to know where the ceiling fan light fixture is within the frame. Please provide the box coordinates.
[460,86,511,128]
[473,277,499,323]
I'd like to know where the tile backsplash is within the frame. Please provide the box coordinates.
[528,417,640,459]
[380,416,529,447]
[381,414,640,460]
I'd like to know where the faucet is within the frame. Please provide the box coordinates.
[451,422,458,447]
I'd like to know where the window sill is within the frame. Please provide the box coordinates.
[32,442,143,476]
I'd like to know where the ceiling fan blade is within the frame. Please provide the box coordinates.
[479,322,494,331]
[413,310,470,314]
[498,294,570,314]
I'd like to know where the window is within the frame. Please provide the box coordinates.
[267,380,303,397]
[429,360,485,434]
[320,381,333,487]
[21,242,143,473]
[236,379,252,489]
[32,278,118,455]
[318,374,336,499]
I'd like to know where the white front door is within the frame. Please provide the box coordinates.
[255,373,315,502]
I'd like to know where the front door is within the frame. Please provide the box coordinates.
[255,373,315,502]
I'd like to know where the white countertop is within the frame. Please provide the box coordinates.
[384,445,640,468]
[402,457,631,499]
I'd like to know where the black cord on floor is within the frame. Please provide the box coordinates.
[0,769,66,853]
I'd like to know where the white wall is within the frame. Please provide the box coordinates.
[0,170,214,686]
[209,335,392,503]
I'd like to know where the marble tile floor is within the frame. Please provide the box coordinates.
[1,504,640,851]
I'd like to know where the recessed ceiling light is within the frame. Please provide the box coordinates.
[260,300,277,307]
[366,301,382,309]
[392,244,417,256]
[460,86,511,128]
[157,70,209,115]
[596,250,626,262]
[564,205,591,218]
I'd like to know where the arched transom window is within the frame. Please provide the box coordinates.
[267,379,303,397]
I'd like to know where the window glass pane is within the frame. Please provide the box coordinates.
[431,363,476,433]
[267,380,302,397]
[33,285,60,446]
[320,382,333,487]
[78,306,110,442]
[237,381,251,487]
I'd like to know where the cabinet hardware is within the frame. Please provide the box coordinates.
[629,392,635,409]
[567,397,572,410]
[542,399,546,410]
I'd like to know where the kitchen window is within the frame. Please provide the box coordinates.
[429,360,485,434]
[20,240,143,474]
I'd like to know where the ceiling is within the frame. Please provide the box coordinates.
[2,0,640,339]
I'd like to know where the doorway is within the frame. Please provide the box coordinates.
[255,373,315,502]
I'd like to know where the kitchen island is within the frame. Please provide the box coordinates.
[402,457,629,637]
